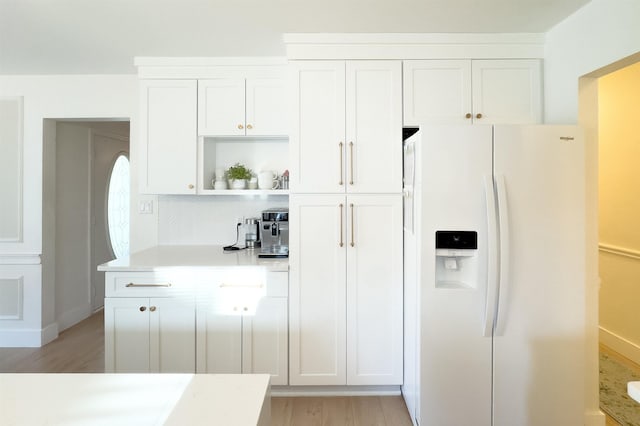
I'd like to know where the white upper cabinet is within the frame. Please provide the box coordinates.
[289,62,346,194]
[290,61,402,194]
[403,60,472,125]
[403,59,541,126]
[198,78,287,136]
[139,79,197,194]
[471,60,542,125]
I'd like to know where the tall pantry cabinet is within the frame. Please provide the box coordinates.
[288,61,403,386]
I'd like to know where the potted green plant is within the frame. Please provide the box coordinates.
[226,163,253,189]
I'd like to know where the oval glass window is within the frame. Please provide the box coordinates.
[107,154,130,258]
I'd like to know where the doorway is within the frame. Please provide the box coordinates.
[578,52,640,424]
[42,120,130,333]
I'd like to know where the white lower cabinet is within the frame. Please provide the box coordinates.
[289,194,403,386]
[104,296,196,373]
[105,269,288,383]
[242,296,289,385]
[195,271,289,385]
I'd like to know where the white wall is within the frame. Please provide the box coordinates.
[544,0,640,124]
[159,196,289,245]
[0,75,148,346]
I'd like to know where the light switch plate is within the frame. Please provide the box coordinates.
[139,200,153,214]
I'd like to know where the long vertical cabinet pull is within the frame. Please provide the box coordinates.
[349,142,354,185]
[339,203,344,247]
[349,203,355,247]
[494,175,510,336]
[483,175,499,337]
[339,142,344,186]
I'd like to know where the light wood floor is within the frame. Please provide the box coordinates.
[0,311,413,425]
[0,311,104,373]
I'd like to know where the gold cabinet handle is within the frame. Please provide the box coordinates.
[237,124,244,130]
[188,184,194,190]
[139,306,146,312]
[465,113,472,119]
[246,124,253,130]
[126,283,172,288]
[339,142,344,186]
[149,306,156,312]
[349,142,354,186]
[350,203,355,247]
[476,113,483,119]
[339,203,344,247]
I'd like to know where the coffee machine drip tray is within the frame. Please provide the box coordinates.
[258,245,289,258]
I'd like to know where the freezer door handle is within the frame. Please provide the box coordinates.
[483,175,499,337]
[494,174,510,336]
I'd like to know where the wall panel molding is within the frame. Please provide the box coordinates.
[0,97,24,243]
[0,277,24,320]
[599,243,640,261]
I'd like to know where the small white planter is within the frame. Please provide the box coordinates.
[230,179,247,190]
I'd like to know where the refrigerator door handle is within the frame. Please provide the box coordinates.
[494,174,510,336]
[483,174,499,337]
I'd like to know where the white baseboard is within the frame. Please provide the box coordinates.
[271,385,401,397]
[584,410,606,426]
[0,329,44,347]
[41,321,59,346]
[57,304,92,332]
[599,326,640,364]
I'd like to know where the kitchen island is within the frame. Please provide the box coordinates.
[0,373,271,425]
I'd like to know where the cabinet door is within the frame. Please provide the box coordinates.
[346,61,402,194]
[196,302,242,373]
[289,194,347,385]
[346,194,403,385]
[149,297,196,373]
[403,60,472,126]
[104,298,150,373]
[198,79,246,136]
[242,297,288,385]
[472,59,542,124]
[139,80,197,194]
[246,78,287,136]
[289,61,346,193]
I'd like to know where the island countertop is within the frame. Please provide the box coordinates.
[0,373,271,426]
[98,245,289,272]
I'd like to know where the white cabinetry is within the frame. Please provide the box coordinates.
[104,290,196,373]
[289,61,402,194]
[289,194,403,385]
[196,271,289,385]
[139,80,197,194]
[403,59,541,125]
[198,78,287,136]
[242,273,289,385]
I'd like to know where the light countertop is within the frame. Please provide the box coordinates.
[0,373,270,426]
[98,245,288,272]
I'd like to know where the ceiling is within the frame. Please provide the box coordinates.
[0,0,590,75]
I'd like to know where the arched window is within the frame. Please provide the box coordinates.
[107,153,130,258]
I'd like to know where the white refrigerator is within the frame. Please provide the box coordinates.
[402,125,586,426]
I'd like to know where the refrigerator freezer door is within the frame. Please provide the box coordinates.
[492,125,585,426]
[419,125,493,426]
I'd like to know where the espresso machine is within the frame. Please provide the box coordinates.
[258,208,289,258]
